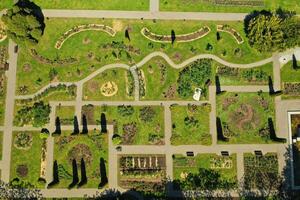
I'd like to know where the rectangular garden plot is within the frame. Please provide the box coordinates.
[10,131,46,188]
[98,105,165,145]
[243,153,278,189]
[55,106,75,125]
[171,104,211,145]
[53,132,108,188]
[172,153,237,190]
[217,92,277,144]
[118,154,166,192]
[216,63,273,86]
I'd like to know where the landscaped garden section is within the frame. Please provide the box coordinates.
[140,58,213,101]
[160,0,300,13]
[171,104,211,145]
[0,40,8,125]
[17,18,270,94]
[281,60,300,83]
[118,154,166,192]
[243,153,278,189]
[53,132,108,188]
[83,68,134,101]
[217,92,276,144]
[281,61,300,99]
[216,63,272,85]
[14,101,51,127]
[96,105,164,145]
[56,106,75,125]
[173,154,237,189]
[31,0,149,10]
[10,131,46,188]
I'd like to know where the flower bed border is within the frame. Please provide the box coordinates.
[217,24,244,44]
[141,26,211,43]
[55,24,116,49]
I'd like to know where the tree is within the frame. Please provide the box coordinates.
[100,113,107,133]
[1,0,44,46]
[99,157,108,188]
[245,10,300,52]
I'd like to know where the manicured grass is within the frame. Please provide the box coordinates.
[160,0,300,13]
[31,0,149,10]
[281,61,300,83]
[173,154,237,186]
[53,132,108,188]
[17,18,270,94]
[140,57,180,100]
[0,40,7,125]
[217,63,273,86]
[10,131,45,188]
[56,106,75,125]
[217,92,276,144]
[83,68,134,101]
[171,104,211,145]
[99,105,164,145]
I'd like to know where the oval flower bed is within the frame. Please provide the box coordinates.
[217,24,244,44]
[55,24,116,49]
[141,26,211,43]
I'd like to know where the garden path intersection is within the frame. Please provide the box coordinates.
[1,1,300,198]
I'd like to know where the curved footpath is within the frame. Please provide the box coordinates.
[15,51,274,99]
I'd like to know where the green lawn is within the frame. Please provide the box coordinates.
[99,105,165,145]
[17,18,270,94]
[0,40,7,125]
[173,154,237,186]
[217,92,276,144]
[56,106,75,125]
[171,104,211,145]
[281,61,300,83]
[217,63,273,86]
[53,132,108,188]
[160,0,300,13]
[31,0,149,10]
[10,131,45,188]
[0,0,13,10]
[83,68,134,101]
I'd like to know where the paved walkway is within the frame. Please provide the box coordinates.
[2,40,18,182]
[150,0,159,12]
[42,9,248,21]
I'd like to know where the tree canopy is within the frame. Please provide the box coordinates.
[245,10,300,52]
[1,0,44,46]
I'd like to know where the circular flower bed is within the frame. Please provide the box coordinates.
[16,164,28,177]
[68,144,92,165]
[14,132,33,150]
[100,81,118,97]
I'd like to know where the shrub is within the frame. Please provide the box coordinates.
[14,132,32,149]
[117,105,134,117]
[139,106,156,122]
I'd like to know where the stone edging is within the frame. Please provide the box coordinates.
[141,26,211,43]
[217,24,244,44]
[55,24,116,49]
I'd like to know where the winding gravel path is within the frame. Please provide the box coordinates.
[16,51,273,99]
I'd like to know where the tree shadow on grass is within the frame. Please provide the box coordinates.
[82,114,88,134]
[47,160,59,188]
[72,116,79,135]
[101,113,107,133]
[268,118,287,143]
[216,117,229,142]
[98,157,108,188]
[68,159,79,189]
[53,117,61,135]
[78,158,87,188]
